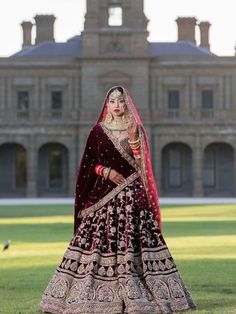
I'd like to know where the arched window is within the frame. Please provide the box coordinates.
[49,150,63,188]
[168,149,182,187]
[15,146,27,188]
[162,143,192,196]
[108,4,123,26]
[203,148,216,187]
[203,143,234,196]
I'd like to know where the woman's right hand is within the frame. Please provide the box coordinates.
[107,169,126,185]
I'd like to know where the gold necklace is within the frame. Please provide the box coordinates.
[104,119,129,131]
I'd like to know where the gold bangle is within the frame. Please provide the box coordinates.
[106,167,111,179]
[103,168,108,179]
[128,138,140,144]
[103,166,111,179]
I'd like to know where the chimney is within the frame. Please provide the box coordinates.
[199,21,211,50]
[34,15,56,44]
[176,17,197,44]
[21,21,33,47]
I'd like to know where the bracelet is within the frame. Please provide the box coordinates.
[103,166,111,179]
[103,167,108,179]
[95,164,105,176]
[130,143,141,150]
[133,148,141,154]
[128,137,140,144]
[106,167,111,179]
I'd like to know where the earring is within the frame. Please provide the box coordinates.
[121,108,128,123]
[106,110,113,123]
[121,114,127,123]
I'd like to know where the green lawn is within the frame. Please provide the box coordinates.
[0,204,236,313]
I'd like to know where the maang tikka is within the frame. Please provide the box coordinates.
[109,88,122,99]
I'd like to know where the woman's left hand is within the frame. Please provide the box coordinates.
[127,115,138,141]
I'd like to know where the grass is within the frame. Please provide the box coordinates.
[0,204,236,313]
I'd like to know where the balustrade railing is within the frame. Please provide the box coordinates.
[0,107,236,125]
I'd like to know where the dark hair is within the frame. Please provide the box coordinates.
[106,86,124,99]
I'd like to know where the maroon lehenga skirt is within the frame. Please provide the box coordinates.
[39,177,196,313]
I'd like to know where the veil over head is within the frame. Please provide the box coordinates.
[96,86,162,231]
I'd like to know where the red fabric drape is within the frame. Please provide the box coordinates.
[97,86,162,232]
[73,86,162,233]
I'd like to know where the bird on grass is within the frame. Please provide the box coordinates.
[2,240,11,252]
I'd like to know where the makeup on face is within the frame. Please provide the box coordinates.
[108,97,126,115]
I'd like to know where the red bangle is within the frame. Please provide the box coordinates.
[130,143,141,149]
[132,148,141,155]
[95,164,105,176]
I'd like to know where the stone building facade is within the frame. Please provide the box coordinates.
[0,0,236,198]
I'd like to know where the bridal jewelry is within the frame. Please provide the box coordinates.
[109,89,122,99]
[128,137,142,159]
[103,166,111,180]
[105,88,128,130]
[105,121,129,131]
[104,112,129,133]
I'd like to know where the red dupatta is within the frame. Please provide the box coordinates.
[97,86,162,231]
[73,86,162,233]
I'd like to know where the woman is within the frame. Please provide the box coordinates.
[40,86,196,313]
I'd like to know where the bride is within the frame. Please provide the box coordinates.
[40,86,196,313]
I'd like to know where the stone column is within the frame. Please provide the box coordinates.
[7,77,13,121]
[26,137,37,197]
[233,143,236,197]
[182,81,189,120]
[155,139,162,196]
[34,77,40,119]
[224,75,233,121]
[40,78,47,119]
[0,77,5,113]
[68,135,78,197]
[192,136,203,196]
[190,76,198,119]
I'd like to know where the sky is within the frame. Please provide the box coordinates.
[0,0,235,57]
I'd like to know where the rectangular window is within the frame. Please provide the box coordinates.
[51,91,63,118]
[108,4,123,26]
[168,90,180,109]
[17,91,29,118]
[168,149,182,187]
[201,90,214,118]
[167,90,179,118]
[202,90,213,109]
[203,149,216,187]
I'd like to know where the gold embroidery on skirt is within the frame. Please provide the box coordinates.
[77,171,140,218]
